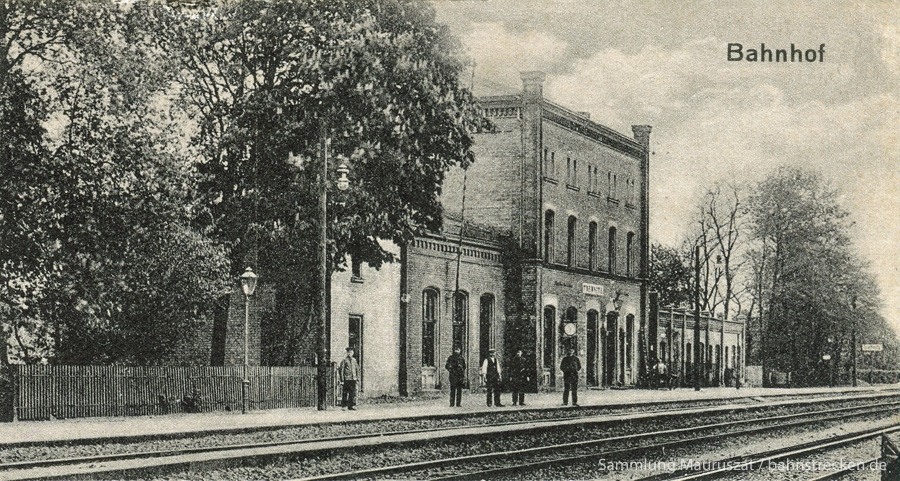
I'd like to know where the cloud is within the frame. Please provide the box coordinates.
[460,22,569,95]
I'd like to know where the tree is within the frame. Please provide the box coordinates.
[1,1,231,364]
[141,0,482,363]
[744,167,897,385]
[649,243,691,308]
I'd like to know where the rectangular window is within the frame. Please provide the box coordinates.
[607,172,612,197]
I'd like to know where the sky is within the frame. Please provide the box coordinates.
[432,0,900,333]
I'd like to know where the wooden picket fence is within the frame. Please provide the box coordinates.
[10,364,335,421]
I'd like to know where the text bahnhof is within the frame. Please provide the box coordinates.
[728,43,825,62]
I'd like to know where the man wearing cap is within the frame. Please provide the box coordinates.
[480,348,503,407]
[560,348,581,406]
[339,347,360,410]
[445,346,467,407]
[508,349,530,406]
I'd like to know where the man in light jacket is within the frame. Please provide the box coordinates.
[481,348,503,407]
[339,347,360,410]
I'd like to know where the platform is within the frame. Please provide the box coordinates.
[1,384,896,446]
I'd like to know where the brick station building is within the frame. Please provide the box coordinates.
[325,71,653,397]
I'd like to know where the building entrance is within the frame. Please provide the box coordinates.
[603,312,618,386]
[587,310,599,386]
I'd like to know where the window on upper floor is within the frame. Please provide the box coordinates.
[544,210,555,263]
[588,222,598,271]
[607,172,612,197]
[608,226,617,274]
[573,159,578,187]
[566,157,572,184]
[567,216,577,267]
[351,257,362,279]
[626,232,635,276]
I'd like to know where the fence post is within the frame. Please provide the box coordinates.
[0,364,14,422]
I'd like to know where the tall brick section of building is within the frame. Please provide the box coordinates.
[437,71,652,392]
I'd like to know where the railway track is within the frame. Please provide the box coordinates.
[293,400,899,481]
[2,392,897,480]
[638,424,896,481]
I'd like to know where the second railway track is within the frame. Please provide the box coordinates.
[3,391,899,481]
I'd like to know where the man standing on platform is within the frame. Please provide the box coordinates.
[445,346,467,407]
[339,347,360,410]
[560,348,581,406]
[509,349,530,406]
[481,348,503,407]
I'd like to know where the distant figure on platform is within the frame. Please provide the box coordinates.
[509,349,530,406]
[445,346,467,407]
[339,347,360,410]
[481,348,503,407]
[655,359,669,389]
[560,348,581,406]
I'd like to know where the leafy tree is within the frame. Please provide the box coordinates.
[746,167,899,385]
[140,0,482,363]
[649,243,691,308]
[1,1,230,364]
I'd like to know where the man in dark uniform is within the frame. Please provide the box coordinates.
[480,348,503,407]
[560,348,581,406]
[508,349,530,406]
[445,346,466,407]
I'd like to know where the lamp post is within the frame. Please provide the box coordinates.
[315,122,351,411]
[239,267,258,414]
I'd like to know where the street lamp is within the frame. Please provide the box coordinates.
[822,353,833,388]
[239,267,258,414]
[314,123,352,411]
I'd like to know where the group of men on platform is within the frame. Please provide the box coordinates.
[445,347,583,408]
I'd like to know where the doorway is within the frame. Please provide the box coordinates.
[587,310,599,386]
[604,312,618,386]
[349,315,363,392]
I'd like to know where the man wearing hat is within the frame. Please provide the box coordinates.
[339,346,360,410]
[445,346,467,407]
[480,348,503,407]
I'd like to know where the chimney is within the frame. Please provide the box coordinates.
[520,71,546,100]
[631,125,652,147]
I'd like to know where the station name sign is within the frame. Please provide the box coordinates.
[582,283,605,297]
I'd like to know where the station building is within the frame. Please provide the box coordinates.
[327,71,652,397]
[649,293,747,387]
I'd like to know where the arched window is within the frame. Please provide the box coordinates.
[452,291,468,354]
[422,289,439,367]
[543,306,556,368]
[567,216,577,267]
[608,226,617,274]
[588,222,597,271]
[626,232,635,276]
[544,210,555,263]
[479,294,494,363]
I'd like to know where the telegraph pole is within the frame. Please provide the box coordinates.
[316,122,330,410]
[694,245,701,391]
